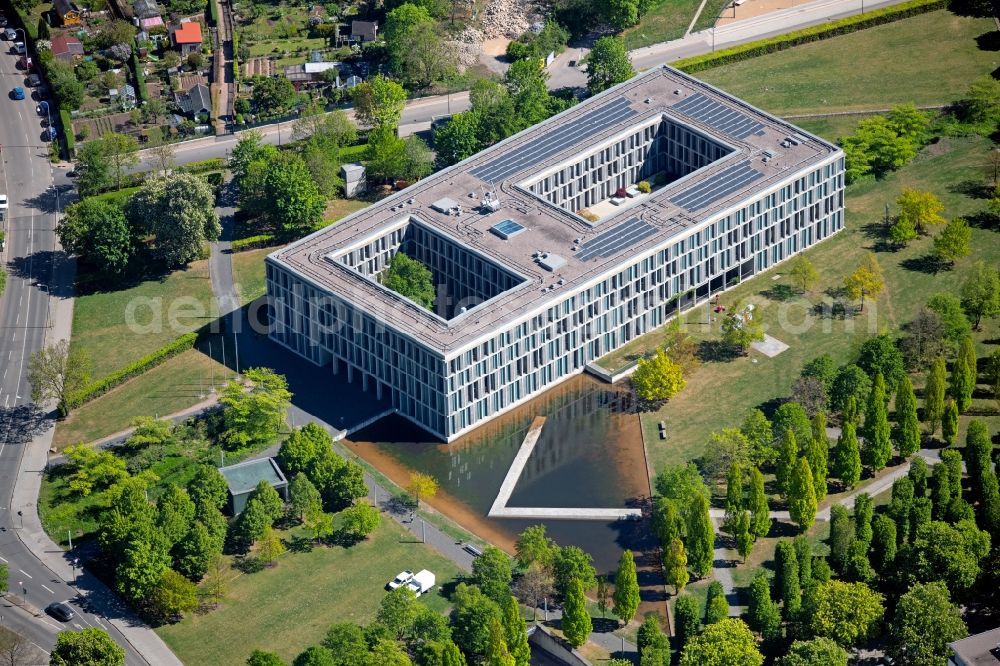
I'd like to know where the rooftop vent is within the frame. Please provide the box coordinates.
[644,98,653,104]
[673,89,682,95]
[538,253,567,272]
[431,197,460,214]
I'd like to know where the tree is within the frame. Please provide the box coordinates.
[807,414,829,500]
[687,493,715,578]
[930,463,952,521]
[652,497,682,551]
[721,304,765,355]
[293,105,356,149]
[965,420,1000,516]
[612,550,640,624]
[927,293,972,348]
[788,457,818,532]
[792,536,812,586]
[259,152,327,237]
[50,628,126,666]
[905,520,990,592]
[674,596,701,653]
[57,198,134,276]
[249,75,298,115]
[890,215,918,247]
[100,132,140,191]
[289,473,323,522]
[832,422,861,489]
[560,578,592,648]
[406,472,438,508]
[586,37,635,95]
[791,376,828,418]
[322,623,369,666]
[233,497,272,549]
[704,429,751,486]
[830,365,871,415]
[932,217,971,266]
[950,337,977,413]
[500,595,530,666]
[126,173,221,267]
[0,628,32,666]
[746,571,781,640]
[776,430,799,498]
[28,339,91,415]
[961,74,1000,123]
[842,115,916,181]
[637,614,670,658]
[75,139,113,196]
[383,253,436,309]
[869,513,897,574]
[188,466,229,511]
[293,646,336,666]
[514,525,557,571]
[352,75,407,130]
[806,580,884,647]
[894,376,922,457]
[741,408,775,466]
[705,581,728,625]
[150,568,198,619]
[553,546,597,596]
[961,261,1000,329]
[484,618,514,666]
[255,526,286,566]
[631,348,686,402]
[173,521,215,581]
[434,112,482,169]
[385,4,452,88]
[853,493,874,547]
[897,188,945,235]
[606,0,639,28]
[377,586,418,640]
[723,463,745,533]
[339,502,381,541]
[655,463,711,524]
[747,467,771,539]
[513,563,554,619]
[473,546,513,606]
[47,59,85,111]
[889,582,967,666]
[247,651,286,666]
[248,480,285,524]
[733,511,753,563]
[843,252,885,311]
[775,540,801,619]
[828,505,854,573]
[664,537,689,594]
[278,424,332,478]
[220,368,292,450]
[862,373,892,471]
[858,334,905,388]
[780,638,848,666]
[789,254,819,293]
[679,619,763,666]
[366,127,434,183]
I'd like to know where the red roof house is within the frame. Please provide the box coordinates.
[170,21,202,54]
[50,35,85,62]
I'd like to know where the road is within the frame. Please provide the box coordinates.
[0,39,152,664]
[134,0,912,172]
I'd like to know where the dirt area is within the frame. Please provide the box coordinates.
[74,111,137,139]
[481,36,510,55]
[716,0,818,25]
[243,57,274,78]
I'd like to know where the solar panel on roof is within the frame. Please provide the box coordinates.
[577,217,657,262]
[469,98,638,184]
[669,160,764,212]
[672,92,764,140]
[490,219,526,240]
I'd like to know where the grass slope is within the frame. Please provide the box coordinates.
[696,11,998,115]
[156,520,463,666]
[71,260,217,378]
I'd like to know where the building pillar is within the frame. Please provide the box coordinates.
[362,373,369,391]
[331,358,338,375]
[376,381,383,400]
[347,365,354,382]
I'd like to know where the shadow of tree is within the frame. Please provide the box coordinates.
[697,340,738,363]
[966,210,999,230]
[900,254,945,275]
[975,30,1000,51]
[949,179,994,199]
[760,284,795,301]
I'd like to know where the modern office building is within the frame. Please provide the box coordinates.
[266,64,845,441]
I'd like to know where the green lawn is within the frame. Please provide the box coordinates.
[156,520,464,666]
[621,0,731,49]
[71,260,217,378]
[232,247,271,304]
[247,37,329,58]
[52,347,231,449]
[630,134,1000,472]
[696,11,999,115]
[794,115,870,144]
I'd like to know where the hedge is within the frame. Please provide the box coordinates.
[672,0,946,72]
[132,52,149,104]
[231,234,277,251]
[65,332,199,410]
[60,108,75,155]
[232,29,240,85]
[15,8,38,40]
[208,0,219,25]
[181,157,226,174]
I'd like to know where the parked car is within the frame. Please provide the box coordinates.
[43,126,57,141]
[405,570,435,597]
[26,73,40,87]
[12,41,25,55]
[0,16,9,28]
[386,570,413,591]
[46,602,75,622]
[11,86,24,100]
[3,28,14,40]
[36,100,48,116]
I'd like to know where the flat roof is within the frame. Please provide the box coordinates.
[219,458,288,496]
[951,628,1000,665]
[268,65,841,356]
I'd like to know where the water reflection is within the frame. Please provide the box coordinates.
[346,374,655,573]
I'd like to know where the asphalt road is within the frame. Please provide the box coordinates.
[0,37,149,664]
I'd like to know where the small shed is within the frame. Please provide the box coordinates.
[53,0,82,25]
[219,457,289,515]
[51,35,85,62]
[342,163,366,197]
[350,20,377,42]
[170,20,202,54]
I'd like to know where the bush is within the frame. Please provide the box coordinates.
[65,332,199,409]
[577,208,599,222]
[181,158,226,174]
[672,0,945,72]
[208,0,219,25]
[60,109,75,156]
[637,180,651,193]
[231,234,277,251]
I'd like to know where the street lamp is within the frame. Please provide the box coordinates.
[72,558,79,585]
[16,511,22,529]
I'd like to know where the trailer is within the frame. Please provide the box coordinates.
[406,569,435,597]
